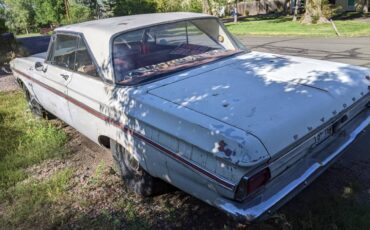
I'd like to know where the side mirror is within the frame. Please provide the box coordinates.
[35,62,46,72]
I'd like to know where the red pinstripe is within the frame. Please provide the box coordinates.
[13,68,235,190]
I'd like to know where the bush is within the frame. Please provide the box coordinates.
[0,32,16,67]
[67,4,92,24]
[0,18,7,34]
[114,0,157,16]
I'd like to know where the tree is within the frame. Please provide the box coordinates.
[0,1,6,33]
[292,0,299,21]
[155,0,202,13]
[33,0,66,27]
[364,0,369,13]
[201,0,228,15]
[301,0,329,24]
[76,0,99,18]
[68,3,92,23]
[155,0,182,12]
[114,0,157,16]
[4,0,35,34]
[202,0,212,14]
[100,0,116,18]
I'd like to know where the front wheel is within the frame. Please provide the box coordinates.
[22,85,54,119]
[110,139,172,196]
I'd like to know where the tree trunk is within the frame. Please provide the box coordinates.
[301,0,329,24]
[290,0,295,14]
[202,0,212,14]
[234,0,239,23]
[364,0,369,13]
[64,0,70,21]
[293,0,299,21]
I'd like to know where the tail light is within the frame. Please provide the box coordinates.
[235,168,271,201]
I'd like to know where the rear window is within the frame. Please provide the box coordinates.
[112,18,244,85]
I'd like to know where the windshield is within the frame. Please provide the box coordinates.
[112,18,245,85]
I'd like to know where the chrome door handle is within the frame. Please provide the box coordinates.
[60,74,69,80]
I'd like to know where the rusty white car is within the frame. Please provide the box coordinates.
[10,12,370,221]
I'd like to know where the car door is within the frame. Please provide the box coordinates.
[66,35,115,142]
[31,33,78,125]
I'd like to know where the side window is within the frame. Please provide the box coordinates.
[75,38,98,77]
[47,34,78,70]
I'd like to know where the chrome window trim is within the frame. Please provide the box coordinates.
[46,31,110,84]
[108,17,247,86]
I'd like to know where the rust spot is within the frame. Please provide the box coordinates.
[366,75,370,80]
[222,103,229,108]
[212,93,219,96]
[320,117,325,122]
[332,110,337,115]
[352,97,356,102]
[218,140,235,157]
[361,92,364,96]
[294,134,299,140]
[343,103,347,108]
[307,126,313,131]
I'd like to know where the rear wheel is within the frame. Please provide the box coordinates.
[110,139,172,196]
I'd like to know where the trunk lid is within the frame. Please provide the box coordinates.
[148,51,370,156]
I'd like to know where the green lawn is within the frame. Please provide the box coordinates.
[15,33,43,38]
[0,91,69,228]
[0,91,67,194]
[226,16,370,37]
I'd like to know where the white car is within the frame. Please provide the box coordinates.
[10,12,370,221]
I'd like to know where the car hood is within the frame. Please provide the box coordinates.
[148,51,370,156]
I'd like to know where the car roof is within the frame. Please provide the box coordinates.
[54,12,216,82]
[55,12,213,38]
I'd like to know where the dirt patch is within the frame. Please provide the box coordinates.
[25,120,112,182]
[0,74,19,92]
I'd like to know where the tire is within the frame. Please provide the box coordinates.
[110,139,172,196]
[22,85,55,119]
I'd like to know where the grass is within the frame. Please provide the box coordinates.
[0,168,73,228]
[0,91,67,194]
[0,168,72,229]
[15,33,43,38]
[286,195,370,230]
[225,16,370,37]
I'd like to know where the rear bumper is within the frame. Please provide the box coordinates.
[214,108,370,222]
